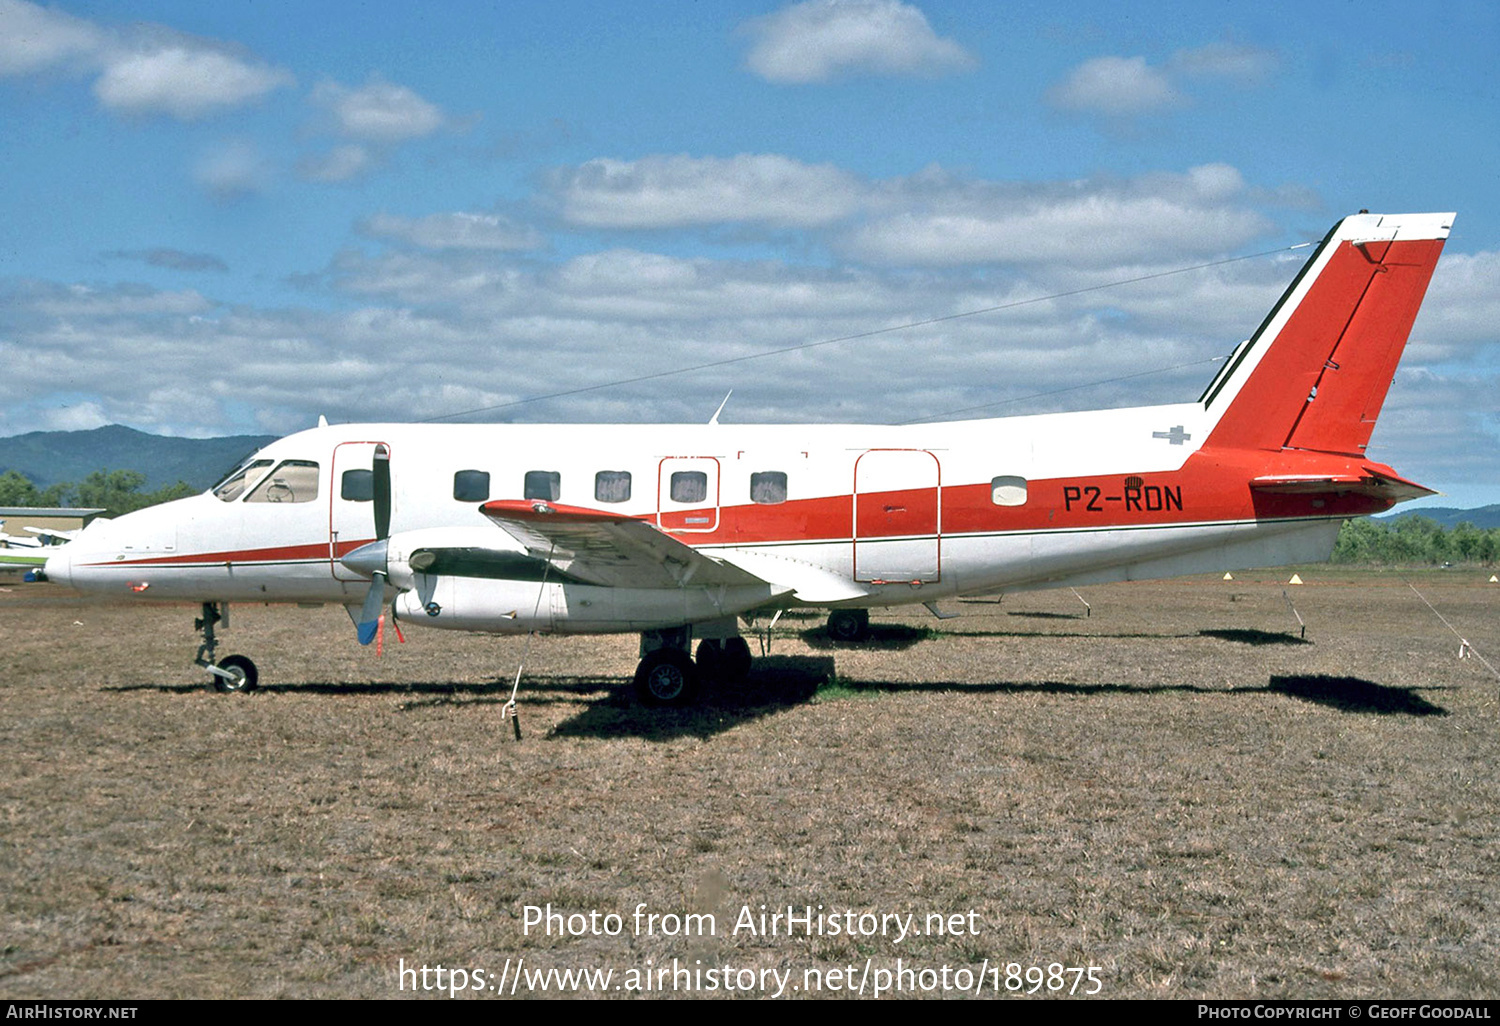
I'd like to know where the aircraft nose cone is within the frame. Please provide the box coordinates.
[43,546,72,587]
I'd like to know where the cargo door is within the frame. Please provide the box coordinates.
[657,457,721,534]
[853,449,940,583]
[329,440,387,580]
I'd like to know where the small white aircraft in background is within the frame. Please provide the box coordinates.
[0,522,75,574]
[44,212,1453,704]
[0,521,43,549]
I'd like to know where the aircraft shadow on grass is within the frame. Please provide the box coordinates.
[935,627,1198,641]
[799,624,935,650]
[102,657,840,742]
[547,656,835,740]
[101,664,1448,741]
[1265,674,1448,716]
[1199,628,1311,646]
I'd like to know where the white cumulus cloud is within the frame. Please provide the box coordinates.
[740,0,976,84]
[93,44,293,119]
[1170,41,1280,84]
[0,0,102,75]
[1046,55,1180,117]
[360,212,544,251]
[0,1,292,119]
[841,164,1271,267]
[192,139,270,200]
[551,153,864,229]
[298,145,375,183]
[312,75,445,142]
[1049,40,1281,123]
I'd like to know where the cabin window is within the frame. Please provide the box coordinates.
[341,469,373,501]
[453,470,490,502]
[991,475,1028,506]
[750,471,787,504]
[670,471,707,504]
[213,459,273,502]
[524,470,561,502]
[595,470,632,504]
[245,460,320,504]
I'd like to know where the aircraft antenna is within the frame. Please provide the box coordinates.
[708,390,733,425]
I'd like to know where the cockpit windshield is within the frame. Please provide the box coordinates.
[212,459,274,502]
[245,461,320,503]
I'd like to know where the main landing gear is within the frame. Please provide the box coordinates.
[194,601,259,692]
[826,608,870,643]
[633,625,753,707]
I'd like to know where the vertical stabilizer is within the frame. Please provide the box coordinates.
[1202,212,1452,456]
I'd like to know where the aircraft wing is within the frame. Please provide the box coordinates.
[478,499,774,590]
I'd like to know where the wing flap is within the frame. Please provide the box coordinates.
[479,499,771,590]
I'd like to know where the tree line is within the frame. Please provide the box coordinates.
[0,469,195,518]
[1331,514,1499,565]
[2,467,1496,565]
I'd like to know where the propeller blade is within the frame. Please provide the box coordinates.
[356,571,388,645]
[352,442,393,647]
[373,443,391,541]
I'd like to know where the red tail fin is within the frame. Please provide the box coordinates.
[1202,212,1452,456]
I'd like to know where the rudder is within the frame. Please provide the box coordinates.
[1203,212,1453,456]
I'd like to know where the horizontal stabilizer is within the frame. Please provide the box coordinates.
[479,499,777,591]
[1250,467,1435,502]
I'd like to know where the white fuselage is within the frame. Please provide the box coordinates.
[46,400,1352,634]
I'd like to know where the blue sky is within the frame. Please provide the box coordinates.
[2,0,1496,507]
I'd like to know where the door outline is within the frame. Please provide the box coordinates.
[329,440,388,579]
[852,448,941,583]
[656,456,721,533]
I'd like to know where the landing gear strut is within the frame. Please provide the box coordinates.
[194,601,258,692]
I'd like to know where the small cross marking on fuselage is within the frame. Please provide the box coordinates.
[1152,425,1191,445]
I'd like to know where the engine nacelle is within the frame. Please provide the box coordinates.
[394,575,783,634]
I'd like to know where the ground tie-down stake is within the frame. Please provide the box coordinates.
[1281,589,1306,639]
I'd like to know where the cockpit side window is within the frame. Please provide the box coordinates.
[213,459,273,502]
[342,469,374,501]
[245,460,321,504]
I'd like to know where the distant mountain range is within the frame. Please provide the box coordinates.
[0,425,277,492]
[1381,505,1500,530]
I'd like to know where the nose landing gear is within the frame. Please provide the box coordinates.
[194,601,259,692]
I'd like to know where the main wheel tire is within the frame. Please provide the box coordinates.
[827,608,870,643]
[720,636,753,683]
[634,648,699,707]
[213,654,259,693]
[695,638,722,678]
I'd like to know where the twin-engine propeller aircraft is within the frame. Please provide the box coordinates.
[45,212,1453,704]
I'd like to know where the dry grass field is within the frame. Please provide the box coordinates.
[2,570,1497,1000]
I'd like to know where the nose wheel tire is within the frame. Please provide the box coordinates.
[634,648,699,707]
[212,654,259,693]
